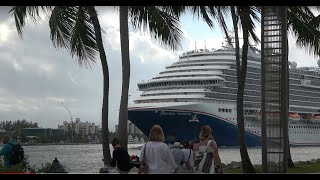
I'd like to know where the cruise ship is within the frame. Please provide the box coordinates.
[128,43,320,147]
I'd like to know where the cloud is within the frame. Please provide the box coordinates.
[0,23,11,42]
[2,7,318,132]
[0,7,185,131]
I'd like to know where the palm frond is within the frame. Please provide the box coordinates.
[189,6,214,29]
[129,6,183,51]
[10,6,99,66]
[49,6,98,66]
[237,6,260,46]
[70,6,98,66]
[49,6,73,49]
[248,6,260,44]
[9,6,51,37]
[207,6,233,45]
[157,6,186,19]
[288,6,320,56]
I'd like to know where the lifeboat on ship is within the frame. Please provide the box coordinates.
[255,111,282,120]
[288,112,300,122]
[301,113,313,121]
[312,114,320,122]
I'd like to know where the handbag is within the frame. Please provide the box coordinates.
[196,140,215,173]
[138,143,149,174]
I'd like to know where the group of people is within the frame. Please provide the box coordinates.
[1,126,222,174]
[102,124,223,174]
[139,124,223,174]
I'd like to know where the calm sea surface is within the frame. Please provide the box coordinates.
[1,144,320,173]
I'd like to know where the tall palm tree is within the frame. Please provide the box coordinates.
[232,6,260,173]
[161,6,259,173]
[230,6,320,172]
[118,6,183,148]
[174,6,258,173]
[118,6,130,149]
[87,6,112,165]
[231,6,255,173]
[285,6,320,168]
[10,6,112,165]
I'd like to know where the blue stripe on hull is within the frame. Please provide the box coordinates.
[128,109,261,147]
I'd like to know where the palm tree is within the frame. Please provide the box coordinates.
[174,6,258,173]
[285,6,320,168]
[10,6,112,165]
[118,6,130,149]
[117,6,183,148]
[230,6,254,173]
[162,6,258,173]
[86,6,112,165]
[231,6,320,172]
[231,6,260,173]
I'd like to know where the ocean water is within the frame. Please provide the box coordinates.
[2,144,320,173]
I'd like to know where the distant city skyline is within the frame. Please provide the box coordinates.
[0,7,319,131]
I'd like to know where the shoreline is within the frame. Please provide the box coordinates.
[18,143,144,146]
[20,143,100,146]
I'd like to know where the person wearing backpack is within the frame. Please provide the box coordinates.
[180,141,194,173]
[193,125,223,174]
[0,134,23,167]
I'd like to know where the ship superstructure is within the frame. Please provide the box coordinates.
[128,44,320,146]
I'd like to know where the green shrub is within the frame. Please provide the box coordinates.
[0,155,36,173]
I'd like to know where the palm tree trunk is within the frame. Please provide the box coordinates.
[87,6,112,166]
[233,6,256,173]
[118,6,130,149]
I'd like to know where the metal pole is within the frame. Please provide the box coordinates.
[280,6,289,173]
[261,7,267,173]
[61,102,73,143]
[261,6,288,173]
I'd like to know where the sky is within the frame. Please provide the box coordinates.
[0,7,319,132]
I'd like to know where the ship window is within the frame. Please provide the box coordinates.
[222,109,225,112]
[219,108,221,112]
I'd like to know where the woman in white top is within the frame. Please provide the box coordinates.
[140,125,178,174]
[193,125,223,174]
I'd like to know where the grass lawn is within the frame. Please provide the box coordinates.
[224,162,320,174]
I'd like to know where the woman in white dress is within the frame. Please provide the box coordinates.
[140,125,178,174]
[193,125,223,174]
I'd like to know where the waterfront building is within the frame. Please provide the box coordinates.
[58,119,99,136]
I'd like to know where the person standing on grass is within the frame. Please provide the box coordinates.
[140,125,178,173]
[0,134,16,167]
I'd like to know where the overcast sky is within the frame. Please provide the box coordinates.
[0,6,319,131]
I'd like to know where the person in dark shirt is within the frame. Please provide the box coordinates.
[110,137,131,173]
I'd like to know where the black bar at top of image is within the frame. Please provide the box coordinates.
[1,0,319,6]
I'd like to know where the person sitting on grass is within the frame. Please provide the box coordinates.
[110,137,131,173]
